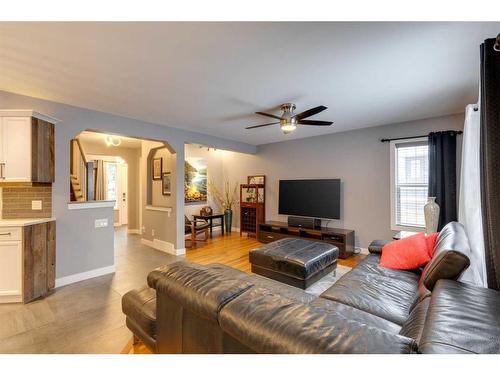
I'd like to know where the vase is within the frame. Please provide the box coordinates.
[424,197,440,234]
[224,208,233,233]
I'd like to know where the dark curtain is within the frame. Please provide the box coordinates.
[428,131,458,231]
[480,38,500,290]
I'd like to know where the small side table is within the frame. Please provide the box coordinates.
[393,230,422,240]
[192,213,225,238]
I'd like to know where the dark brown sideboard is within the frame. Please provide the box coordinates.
[258,221,355,259]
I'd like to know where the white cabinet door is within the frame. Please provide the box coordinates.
[0,117,32,182]
[0,239,23,303]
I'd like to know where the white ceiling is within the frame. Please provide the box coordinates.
[1,22,498,145]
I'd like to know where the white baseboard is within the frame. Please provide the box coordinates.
[127,228,140,234]
[141,238,184,256]
[55,265,116,288]
[176,248,186,255]
[0,290,22,303]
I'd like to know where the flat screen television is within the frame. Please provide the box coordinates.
[279,179,341,219]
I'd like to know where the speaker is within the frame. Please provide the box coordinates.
[287,216,321,229]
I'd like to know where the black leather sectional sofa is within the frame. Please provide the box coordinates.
[122,222,500,354]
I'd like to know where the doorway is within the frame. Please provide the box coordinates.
[99,157,129,227]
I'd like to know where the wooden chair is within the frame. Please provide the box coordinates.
[185,215,210,247]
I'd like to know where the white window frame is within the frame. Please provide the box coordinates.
[390,137,429,231]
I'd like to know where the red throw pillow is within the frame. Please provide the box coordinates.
[380,232,431,270]
[425,232,439,257]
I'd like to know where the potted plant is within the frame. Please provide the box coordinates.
[208,178,238,233]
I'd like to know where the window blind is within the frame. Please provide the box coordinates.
[395,141,429,228]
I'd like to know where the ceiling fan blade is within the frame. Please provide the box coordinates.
[294,105,327,120]
[255,111,282,120]
[245,122,280,129]
[298,120,333,126]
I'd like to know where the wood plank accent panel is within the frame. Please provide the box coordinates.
[22,221,55,303]
[46,221,56,290]
[31,117,55,183]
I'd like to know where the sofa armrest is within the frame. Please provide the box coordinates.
[219,286,418,354]
[368,239,391,254]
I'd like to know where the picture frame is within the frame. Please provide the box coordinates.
[161,172,171,196]
[247,175,265,185]
[152,158,162,180]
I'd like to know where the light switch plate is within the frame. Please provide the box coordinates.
[95,218,109,228]
[31,200,42,210]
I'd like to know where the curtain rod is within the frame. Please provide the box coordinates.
[380,130,463,143]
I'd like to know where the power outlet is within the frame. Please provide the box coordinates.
[95,218,109,228]
[31,200,42,210]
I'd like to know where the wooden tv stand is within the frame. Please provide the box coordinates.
[258,221,355,259]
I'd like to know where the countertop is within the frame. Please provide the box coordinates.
[0,218,56,227]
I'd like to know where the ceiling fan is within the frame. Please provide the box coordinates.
[246,103,333,134]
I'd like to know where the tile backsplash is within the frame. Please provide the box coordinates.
[0,186,52,219]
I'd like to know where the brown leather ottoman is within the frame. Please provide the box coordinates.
[249,238,338,289]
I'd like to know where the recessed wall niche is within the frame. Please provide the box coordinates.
[146,143,176,207]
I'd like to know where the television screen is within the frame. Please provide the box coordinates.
[279,179,341,219]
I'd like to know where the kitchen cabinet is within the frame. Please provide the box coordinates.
[0,110,56,184]
[0,227,23,303]
[0,219,56,304]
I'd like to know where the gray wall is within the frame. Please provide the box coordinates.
[0,90,255,279]
[223,114,464,248]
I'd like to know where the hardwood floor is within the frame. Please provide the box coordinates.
[0,227,364,354]
[185,230,365,272]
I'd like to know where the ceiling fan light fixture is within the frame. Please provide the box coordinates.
[280,123,297,133]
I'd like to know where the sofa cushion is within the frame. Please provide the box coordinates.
[419,280,500,354]
[249,238,338,279]
[122,286,157,339]
[357,254,421,283]
[219,286,418,354]
[320,266,419,325]
[420,222,471,291]
[310,297,401,334]
[380,232,431,270]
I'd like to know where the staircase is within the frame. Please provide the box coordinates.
[70,138,94,201]
[70,174,85,202]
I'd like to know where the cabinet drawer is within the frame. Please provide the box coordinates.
[0,227,22,241]
[258,231,288,243]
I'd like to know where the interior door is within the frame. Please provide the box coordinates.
[119,164,128,226]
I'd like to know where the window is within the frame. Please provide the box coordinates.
[105,162,118,209]
[390,138,429,230]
